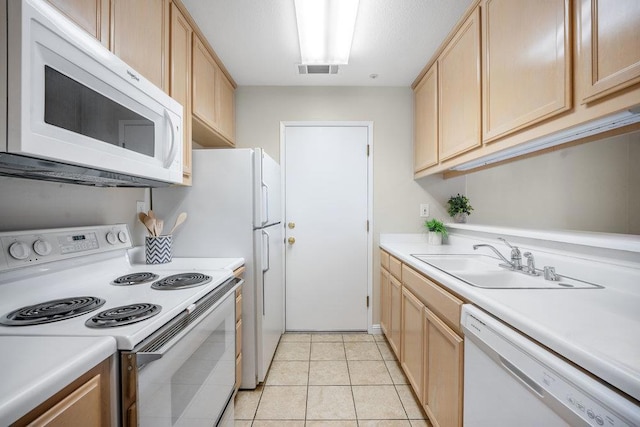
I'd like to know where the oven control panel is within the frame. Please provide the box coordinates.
[0,224,131,271]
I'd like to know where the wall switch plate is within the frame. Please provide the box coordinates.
[420,204,430,217]
[136,201,147,214]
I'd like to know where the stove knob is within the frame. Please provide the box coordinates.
[33,239,53,256]
[106,232,117,245]
[9,241,31,260]
[118,231,129,243]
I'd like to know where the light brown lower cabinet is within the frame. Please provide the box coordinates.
[380,267,390,335]
[234,269,244,391]
[380,251,464,427]
[423,308,464,427]
[400,286,425,400]
[388,274,403,359]
[14,358,111,427]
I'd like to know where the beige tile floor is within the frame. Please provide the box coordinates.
[235,333,433,427]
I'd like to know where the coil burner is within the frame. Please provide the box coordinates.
[151,273,212,290]
[111,272,159,286]
[85,303,162,328]
[0,296,106,326]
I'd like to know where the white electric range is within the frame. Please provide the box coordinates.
[0,224,243,426]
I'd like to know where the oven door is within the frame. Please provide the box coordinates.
[121,278,242,427]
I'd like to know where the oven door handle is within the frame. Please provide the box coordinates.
[136,352,163,367]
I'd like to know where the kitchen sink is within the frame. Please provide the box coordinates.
[411,254,603,289]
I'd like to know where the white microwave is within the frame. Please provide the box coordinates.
[0,0,183,187]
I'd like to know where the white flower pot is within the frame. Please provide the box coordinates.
[428,231,443,246]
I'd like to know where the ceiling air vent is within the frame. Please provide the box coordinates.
[298,65,339,75]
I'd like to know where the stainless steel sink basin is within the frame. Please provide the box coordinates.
[411,254,603,289]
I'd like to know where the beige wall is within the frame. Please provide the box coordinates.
[235,86,464,326]
[0,177,150,245]
[461,131,640,234]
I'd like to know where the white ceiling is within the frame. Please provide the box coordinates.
[181,0,473,87]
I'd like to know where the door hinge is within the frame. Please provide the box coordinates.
[366,145,370,157]
[366,220,369,232]
[366,296,369,307]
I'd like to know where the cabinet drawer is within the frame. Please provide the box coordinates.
[380,249,390,271]
[389,256,402,281]
[402,264,463,333]
[236,292,242,323]
[236,318,242,357]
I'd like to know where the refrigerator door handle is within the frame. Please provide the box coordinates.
[262,229,271,273]
[262,229,270,316]
[261,181,269,226]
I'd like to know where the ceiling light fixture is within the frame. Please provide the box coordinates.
[294,0,360,65]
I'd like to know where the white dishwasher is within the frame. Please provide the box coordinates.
[461,305,640,427]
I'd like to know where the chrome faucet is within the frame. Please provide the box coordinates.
[498,237,522,269]
[472,243,517,270]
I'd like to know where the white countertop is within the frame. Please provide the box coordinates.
[380,231,640,403]
[127,247,245,271]
[0,335,116,425]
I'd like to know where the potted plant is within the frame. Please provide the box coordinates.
[425,218,447,245]
[447,193,473,223]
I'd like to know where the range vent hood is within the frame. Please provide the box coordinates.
[449,107,640,171]
[298,64,339,74]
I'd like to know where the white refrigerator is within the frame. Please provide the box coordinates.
[151,148,284,389]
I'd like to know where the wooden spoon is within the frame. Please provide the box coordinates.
[144,217,157,237]
[169,212,187,235]
[156,219,164,236]
[138,212,154,236]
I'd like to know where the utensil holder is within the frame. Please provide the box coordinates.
[145,235,172,264]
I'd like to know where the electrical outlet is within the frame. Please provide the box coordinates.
[136,201,147,214]
[420,204,430,217]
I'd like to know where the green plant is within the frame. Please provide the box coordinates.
[447,193,474,217]
[424,218,448,237]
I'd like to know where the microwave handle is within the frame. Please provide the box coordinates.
[163,109,179,168]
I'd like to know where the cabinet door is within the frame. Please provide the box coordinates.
[414,64,438,172]
[111,0,169,90]
[424,308,463,427]
[192,35,219,133]
[388,275,402,359]
[28,375,102,427]
[401,287,425,401]
[380,267,390,335]
[217,72,236,144]
[482,0,571,142]
[578,0,640,103]
[169,3,193,185]
[438,7,481,161]
[46,0,109,47]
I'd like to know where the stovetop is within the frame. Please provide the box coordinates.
[0,225,239,350]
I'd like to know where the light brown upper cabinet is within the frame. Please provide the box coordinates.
[482,0,571,143]
[192,36,236,147]
[46,0,109,47]
[110,0,169,91]
[169,2,193,185]
[414,64,439,173]
[438,7,482,161]
[578,0,640,104]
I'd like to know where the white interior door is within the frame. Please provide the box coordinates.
[283,124,370,331]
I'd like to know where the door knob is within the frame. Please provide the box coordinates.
[288,237,296,245]
[288,222,296,229]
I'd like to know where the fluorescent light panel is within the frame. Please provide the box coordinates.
[450,109,640,171]
[294,0,359,65]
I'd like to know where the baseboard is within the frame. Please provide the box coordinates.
[369,324,383,335]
